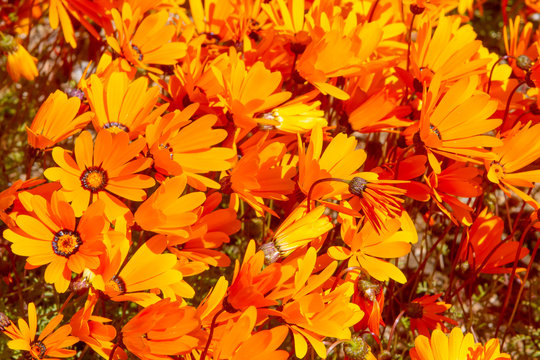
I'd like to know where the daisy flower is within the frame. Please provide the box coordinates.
[4,192,107,292]
[410,327,510,360]
[406,293,457,337]
[44,130,155,219]
[1,33,38,82]
[26,90,92,150]
[0,303,78,359]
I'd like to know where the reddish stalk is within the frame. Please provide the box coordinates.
[495,222,534,337]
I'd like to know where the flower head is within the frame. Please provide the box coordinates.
[44,130,155,219]
[26,90,92,150]
[1,303,78,359]
[4,193,106,292]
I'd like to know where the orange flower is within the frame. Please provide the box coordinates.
[1,34,38,82]
[85,72,165,139]
[406,293,457,337]
[211,49,291,130]
[3,193,106,292]
[486,121,540,208]
[26,90,92,150]
[275,247,364,359]
[92,235,183,306]
[44,130,155,219]
[426,162,483,225]
[503,16,535,78]
[221,133,296,216]
[107,4,187,73]
[121,298,203,358]
[0,178,48,228]
[407,74,502,174]
[209,306,289,360]
[261,203,333,263]
[409,16,490,87]
[167,192,240,269]
[134,175,206,237]
[459,208,529,274]
[226,240,283,311]
[328,215,414,284]
[1,303,78,359]
[145,104,235,190]
[70,289,127,359]
[296,21,384,100]
[256,91,328,133]
[410,327,510,360]
[298,125,366,201]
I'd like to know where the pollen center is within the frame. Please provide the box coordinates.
[103,122,129,133]
[30,340,47,358]
[80,166,108,192]
[430,125,442,140]
[52,230,82,258]
[106,275,126,296]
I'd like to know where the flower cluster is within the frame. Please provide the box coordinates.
[1,0,539,359]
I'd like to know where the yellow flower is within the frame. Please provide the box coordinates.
[1,34,38,82]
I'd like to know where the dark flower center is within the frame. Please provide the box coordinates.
[430,124,442,140]
[107,275,126,295]
[219,175,233,194]
[406,302,424,318]
[103,122,130,133]
[30,340,47,358]
[132,45,143,61]
[52,230,82,258]
[80,166,108,192]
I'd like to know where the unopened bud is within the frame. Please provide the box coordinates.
[349,177,368,197]
[344,335,371,360]
[0,312,10,331]
[410,4,425,14]
[260,242,281,264]
[517,55,532,71]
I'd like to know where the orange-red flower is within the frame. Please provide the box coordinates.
[70,289,126,359]
[406,293,457,337]
[121,298,203,358]
[226,240,283,312]
[4,192,106,292]
[26,90,92,150]
[221,132,296,217]
[44,130,155,219]
[459,208,529,274]
[145,103,235,190]
[1,303,78,359]
[134,175,206,236]
[49,0,105,48]
[352,279,385,337]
